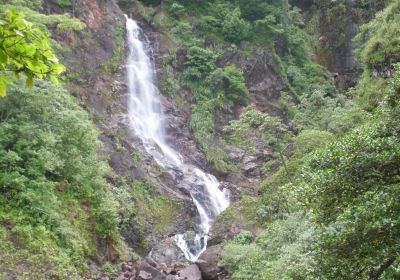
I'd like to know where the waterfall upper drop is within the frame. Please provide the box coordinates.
[125,16,230,261]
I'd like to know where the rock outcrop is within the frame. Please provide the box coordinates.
[196,245,227,280]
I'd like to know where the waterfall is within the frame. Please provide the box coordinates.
[125,16,230,261]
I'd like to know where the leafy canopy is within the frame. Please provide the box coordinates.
[0,10,65,96]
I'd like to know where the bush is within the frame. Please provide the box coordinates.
[168,2,185,19]
[208,65,248,105]
[221,8,251,44]
[197,15,221,34]
[221,212,317,280]
[183,46,218,81]
[355,1,400,71]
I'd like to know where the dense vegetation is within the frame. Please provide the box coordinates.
[0,2,123,278]
[0,81,123,278]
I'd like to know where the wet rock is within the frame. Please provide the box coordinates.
[149,236,190,269]
[196,245,223,280]
[178,264,203,280]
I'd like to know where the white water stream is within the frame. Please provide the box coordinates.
[125,16,229,261]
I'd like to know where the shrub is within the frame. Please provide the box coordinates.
[208,65,248,105]
[221,8,251,44]
[168,2,185,19]
[355,0,400,71]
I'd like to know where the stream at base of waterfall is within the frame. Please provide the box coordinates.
[125,16,230,261]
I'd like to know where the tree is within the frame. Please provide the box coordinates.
[0,10,65,96]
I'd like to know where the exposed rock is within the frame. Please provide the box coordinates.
[331,21,361,89]
[242,155,261,177]
[124,270,134,278]
[218,46,290,119]
[121,262,132,272]
[149,236,190,271]
[137,261,163,280]
[196,245,224,280]
[178,264,203,280]
[137,270,152,280]
[115,275,125,280]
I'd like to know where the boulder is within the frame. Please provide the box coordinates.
[137,262,163,280]
[137,270,152,280]
[121,262,132,272]
[178,264,202,280]
[196,245,223,280]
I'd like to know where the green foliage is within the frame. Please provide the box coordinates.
[170,21,200,47]
[99,262,119,277]
[224,106,289,150]
[299,119,400,279]
[224,106,290,174]
[0,10,65,96]
[350,71,388,111]
[355,0,400,71]
[233,0,283,21]
[45,14,85,32]
[183,46,218,80]
[57,0,71,8]
[168,2,185,19]
[0,0,42,10]
[137,1,156,24]
[197,15,220,34]
[286,63,335,97]
[159,59,180,97]
[180,46,249,172]
[0,81,121,278]
[221,8,250,44]
[208,65,248,105]
[292,129,334,156]
[139,1,400,279]
[1,5,86,33]
[221,212,317,280]
[231,231,253,245]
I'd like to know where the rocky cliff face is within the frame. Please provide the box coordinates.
[46,0,362,278]
[46,0,194,257]
[290,0,362,89]
[51,0,244,255]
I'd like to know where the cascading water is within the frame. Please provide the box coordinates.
[125,16,230,261]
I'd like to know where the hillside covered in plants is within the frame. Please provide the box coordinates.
[0,0,399,279]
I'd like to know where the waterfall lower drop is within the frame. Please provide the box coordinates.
[125,16,230,262]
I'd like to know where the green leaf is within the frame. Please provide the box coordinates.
[0,48,7,65]
[0,79,7,97]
